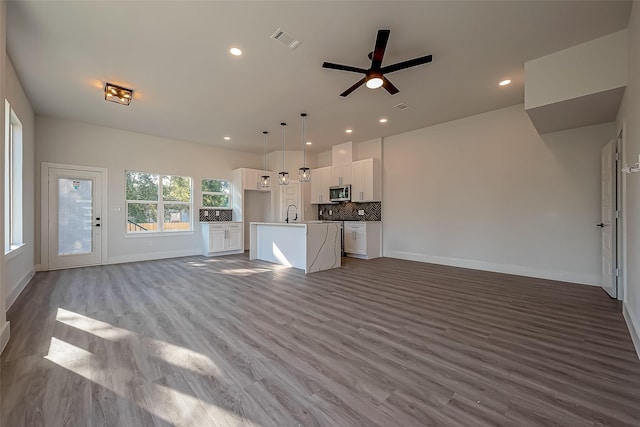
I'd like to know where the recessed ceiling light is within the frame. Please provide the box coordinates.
[499,79,511,86]
[379,118,388,123]
[306,141,312,145]
[224,136,231,141]
[345,129,353,133]
[229,47,242,56]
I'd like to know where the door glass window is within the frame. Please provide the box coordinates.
[58,177,93,255]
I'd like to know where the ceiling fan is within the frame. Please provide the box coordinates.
[322,29,433,97]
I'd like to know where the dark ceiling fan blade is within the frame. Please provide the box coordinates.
[371,29,391,70]
[380,54,433,74]
[340,77,367,97]
[322,62,368,74]
[382,76,399,95]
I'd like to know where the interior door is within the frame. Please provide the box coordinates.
[280,181,300,222]
[48,168,103,269]
[600,140,617,298]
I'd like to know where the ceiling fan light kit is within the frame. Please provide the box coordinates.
[322,29,433,97]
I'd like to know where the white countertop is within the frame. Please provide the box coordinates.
[250,221,340,227]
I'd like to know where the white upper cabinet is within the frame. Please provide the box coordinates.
[241,168,271,191]
[351,158,381,202]
[331,164,352,187]
[310,166,332,204]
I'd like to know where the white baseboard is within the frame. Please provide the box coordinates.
[385,251,600,286]
[6,267,36,310]
[623,302,640,360]
[107,249,202,265]
[35,264,45,272]
[0,321,10,355]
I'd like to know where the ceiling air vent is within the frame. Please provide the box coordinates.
[394,103,409,110]
[271,28,302,50]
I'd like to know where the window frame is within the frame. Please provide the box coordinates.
[201,178,232,209]
[125,170,193,234]
[5,100,24,254]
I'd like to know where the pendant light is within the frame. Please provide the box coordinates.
[278,122,289,185]
[298,113,311,182]
[260,131,270,188]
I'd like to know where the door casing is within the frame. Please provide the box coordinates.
[41,162,108,270]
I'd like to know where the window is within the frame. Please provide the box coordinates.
[5,100,23,253]
[202,178,231,208]
[126,171,192,233]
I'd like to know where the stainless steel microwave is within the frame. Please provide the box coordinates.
[329,185,351,202]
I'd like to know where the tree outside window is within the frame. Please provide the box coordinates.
[126,171,192,232]
[202,179,231,208]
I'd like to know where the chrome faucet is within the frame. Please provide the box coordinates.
[285,204,298,223]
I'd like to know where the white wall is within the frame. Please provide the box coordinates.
[35,117,262,265]
[0,0,9,353]
[4,57,35,309]
[354,138,382,162]
[525,29,628,110]
[617,1,640,358]
[383,104,614,285]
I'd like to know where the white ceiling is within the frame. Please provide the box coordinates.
[6,1,632,154]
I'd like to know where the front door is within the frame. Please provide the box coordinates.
[48,168,103,269]
[600,140,617,298]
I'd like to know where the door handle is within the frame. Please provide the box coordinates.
[597,223,606,228]
[95,224,100,227]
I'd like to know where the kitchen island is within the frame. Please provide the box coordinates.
[249,222,341,273]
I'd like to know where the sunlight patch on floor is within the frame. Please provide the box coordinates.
[56,307,131,341]
[55,307,224,378]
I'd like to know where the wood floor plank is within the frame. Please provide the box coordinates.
[2,254,640,426]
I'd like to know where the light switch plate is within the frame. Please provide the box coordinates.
[204,210,208,216]
[358,210,365,215]
[215,211,220,216]
[329,210,332,215]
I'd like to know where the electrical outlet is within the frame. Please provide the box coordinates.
[358,210,365,216]
[215,211,220,216]
[204,210,209,216]
[329,210,332,215]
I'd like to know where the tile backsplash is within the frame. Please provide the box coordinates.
[199,209,232,222]
[317,202,381,221]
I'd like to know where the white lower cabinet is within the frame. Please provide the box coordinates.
[343,221,382,259]
[203,222,243,255]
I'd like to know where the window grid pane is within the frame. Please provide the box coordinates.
[126,171,192,233]
[202,178,231,208]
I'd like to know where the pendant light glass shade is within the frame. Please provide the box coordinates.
[298,113,311,182]
[260,131,270,188]
[279,122,289,185]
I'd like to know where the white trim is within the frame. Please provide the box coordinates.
[41,162,109,270]
[4,242,26,261]
[0,322,10,355]
[107,248,201,265]
[623,302,640,360]
[385,251,600,286]
[6,267,35,310]
[35,263,44,272]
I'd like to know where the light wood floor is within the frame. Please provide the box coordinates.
[2,254,640,426]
